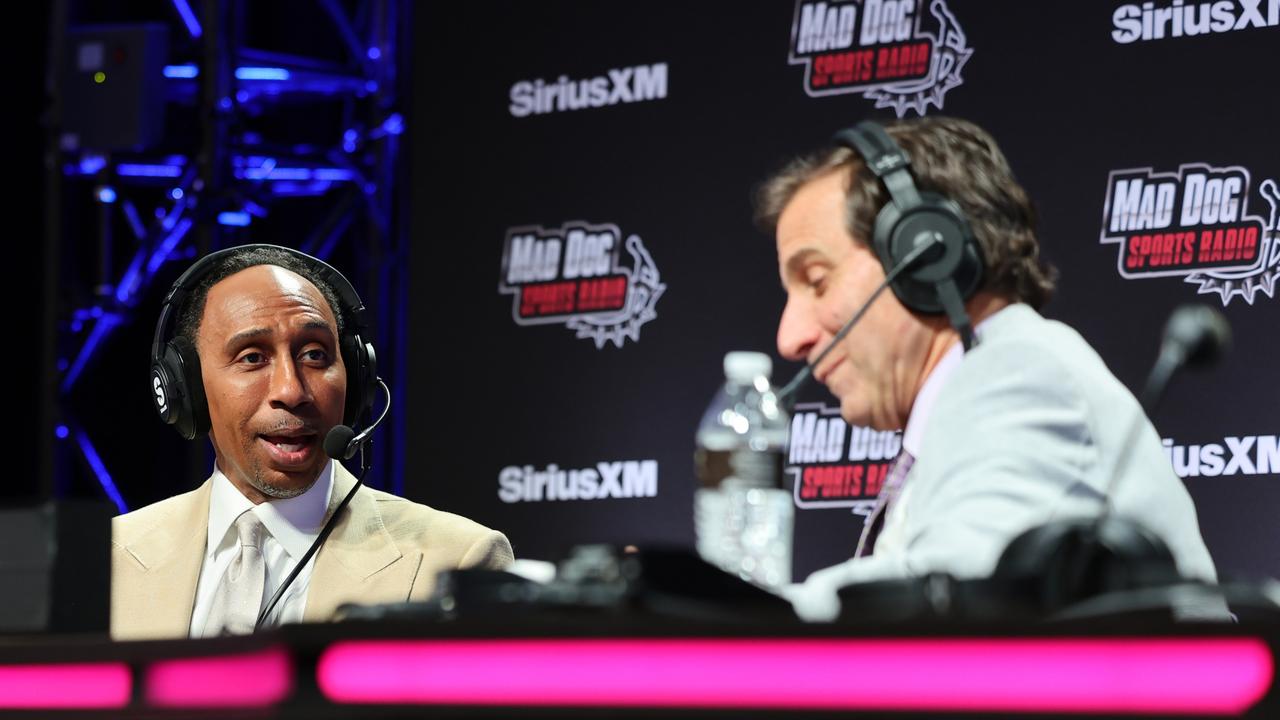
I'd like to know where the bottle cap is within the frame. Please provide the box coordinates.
[724,351,771,383]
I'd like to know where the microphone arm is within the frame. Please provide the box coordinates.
[1103,305,1231,512]
[326,378,393,461]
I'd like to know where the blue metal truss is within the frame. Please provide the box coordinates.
[51,0,408,508]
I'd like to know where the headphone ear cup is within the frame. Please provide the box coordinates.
[879,195,984,314]
[156,336,209,441]
[151,355,184,436]
[940,194,986,304]
[953,232,985,303]
[341,334,377,426]
[870,200,901,279]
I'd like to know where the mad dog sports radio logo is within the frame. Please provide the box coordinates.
[1099,164,1280,304]
[785,402,902,515]
[787,0,972,116]
[498,221,666,348]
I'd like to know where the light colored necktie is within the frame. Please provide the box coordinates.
[203,510,267,636]
[854,450,916,558]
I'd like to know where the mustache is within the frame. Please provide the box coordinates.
[256,419,322,435]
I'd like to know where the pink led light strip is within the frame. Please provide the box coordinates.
[146,646,291,708]
[317,637,1273,714]
[0,663,130,709]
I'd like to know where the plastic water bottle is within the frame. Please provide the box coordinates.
[694,351,793,589]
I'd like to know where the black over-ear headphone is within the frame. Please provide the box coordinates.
[832,120,985,349]
[150,243,378,440]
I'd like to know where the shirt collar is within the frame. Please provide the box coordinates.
[901,306,1010,457]
[206,460,335,562]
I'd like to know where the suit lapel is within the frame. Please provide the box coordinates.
[303,464,413,621]
[117,480,210,639]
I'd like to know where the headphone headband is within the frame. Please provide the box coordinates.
[833,123,908,178]
[830,119,985,349]
[833,121,923,210]
[151,244,369,366]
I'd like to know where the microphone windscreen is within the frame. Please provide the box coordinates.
[324,425,356,459]
[1164,305,1231,369]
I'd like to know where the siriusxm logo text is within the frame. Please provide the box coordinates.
[509,63,668,117]
[498,460,659,503]
[1163,435,1279,477]
[1112,0,1279,43]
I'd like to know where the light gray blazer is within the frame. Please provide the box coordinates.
[788,304,1217,620]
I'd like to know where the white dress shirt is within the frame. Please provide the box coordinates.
[189,461,334,637]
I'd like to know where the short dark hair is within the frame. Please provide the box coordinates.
[176,246,347,346]
[755,116,1057,309]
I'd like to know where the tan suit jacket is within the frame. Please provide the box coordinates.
[111,463,513,640]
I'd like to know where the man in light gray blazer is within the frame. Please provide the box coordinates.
[758,117,1216,620]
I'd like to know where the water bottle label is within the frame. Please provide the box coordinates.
[695,448,785,489]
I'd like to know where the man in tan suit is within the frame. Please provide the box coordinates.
[114,245,512,640]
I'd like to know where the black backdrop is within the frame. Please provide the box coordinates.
[409,1,1278,582]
